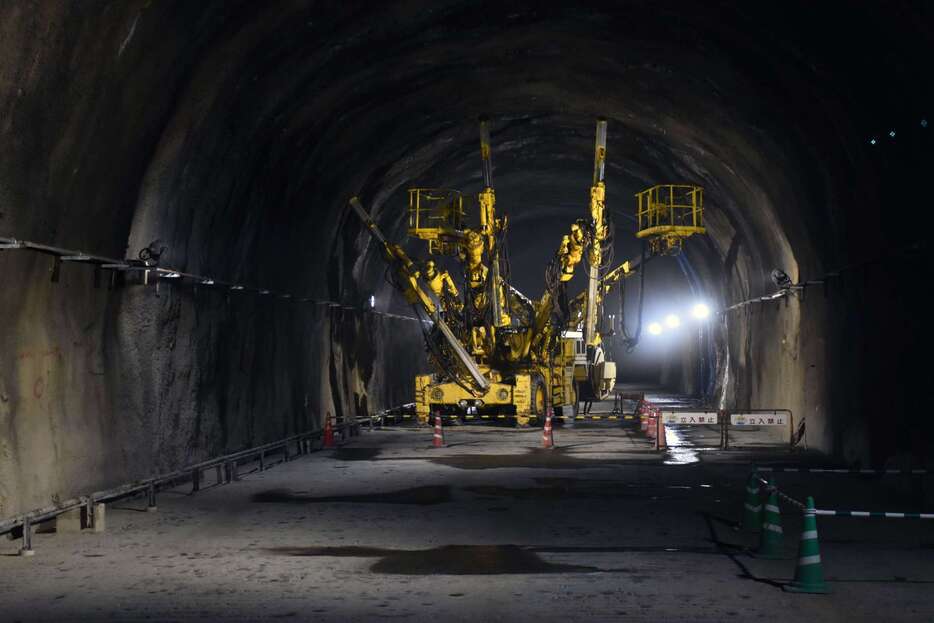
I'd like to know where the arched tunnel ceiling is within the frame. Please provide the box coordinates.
[75,0,923,313]
[3,0,928,310]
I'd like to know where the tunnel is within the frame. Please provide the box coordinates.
[1,2,931,621]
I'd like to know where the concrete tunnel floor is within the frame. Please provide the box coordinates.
[1,390,932,622]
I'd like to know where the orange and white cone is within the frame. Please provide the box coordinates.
[432,413,445,448]
[542,406,555,449]
[323,412,335,448]
[646,408,657,440]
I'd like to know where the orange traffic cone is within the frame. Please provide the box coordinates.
[432,413,445,448]
[323,412,335,448]
[646,408,657,439]
[542,406,555,449]
[639,400,651,432]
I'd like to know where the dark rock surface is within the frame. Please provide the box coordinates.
[0,1,930,515]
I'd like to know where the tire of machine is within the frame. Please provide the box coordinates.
[528,374,547,425]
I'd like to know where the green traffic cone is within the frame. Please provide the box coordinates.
[742,471,763,532]
[784,496,829,594]
[753,481,784,559]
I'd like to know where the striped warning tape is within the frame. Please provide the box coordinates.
[552,414,634,421]
[381,413,636,422]
[458,414,635,421]
[757,467,928,475]
[750,473,934,520]
[815,510,934,519]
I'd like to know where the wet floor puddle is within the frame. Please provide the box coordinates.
[329,447,382,461]
[268,544,719,574]
[251,485,450,506]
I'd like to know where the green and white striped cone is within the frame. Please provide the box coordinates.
[753,482,784,559]
[785,496,829,594]
[742,471,763,532]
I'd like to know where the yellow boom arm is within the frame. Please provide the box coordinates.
[348,196,490,392]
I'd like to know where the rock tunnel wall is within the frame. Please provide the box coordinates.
[0,1,425,518]
[0,246,423,518]
[0,1,930,515]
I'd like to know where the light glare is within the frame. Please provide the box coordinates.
[647,322,663,336]
[692,303,710,319]
[664,314,681,329]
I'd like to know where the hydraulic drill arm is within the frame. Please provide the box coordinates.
[348,197,490,392]
[567,257,641,327]
[478,116,509,328]
[349,197,434,311]
[518,119,610,361]
[583,118,608,347]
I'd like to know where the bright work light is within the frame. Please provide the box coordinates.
[647,322,663,336]
[664,314,681,329]
[691,303,710,319]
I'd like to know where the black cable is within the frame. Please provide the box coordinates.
[412,303,478,395]
[621,239,646,352]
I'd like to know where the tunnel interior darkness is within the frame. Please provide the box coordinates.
[0,1,931,517]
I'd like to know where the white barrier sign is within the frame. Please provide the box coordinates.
[731,413,787,426]
[661,411,719,425]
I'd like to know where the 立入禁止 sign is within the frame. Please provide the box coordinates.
[730,413,787,426]
[661,412,719,425]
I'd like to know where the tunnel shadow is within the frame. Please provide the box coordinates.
[462,478,689,501]
[251,485,451,506]
[699,511,785,589]
[269,544,601,574]
[429,446,660,470]
[438,440,489,449]
[329,447,382,461]
[268,543,725,575]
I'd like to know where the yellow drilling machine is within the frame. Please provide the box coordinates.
[349,118,705,426]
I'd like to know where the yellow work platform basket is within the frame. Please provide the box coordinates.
[635,184,705,254]
[407,188,464,255]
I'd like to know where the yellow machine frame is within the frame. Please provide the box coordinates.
[350,119,705,426]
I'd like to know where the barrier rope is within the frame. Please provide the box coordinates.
[814,510,934,519]
[752,472,933,518]
[755,475,807,510]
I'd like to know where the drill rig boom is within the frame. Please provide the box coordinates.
[584,118,608,347]
[348,197,490,392]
